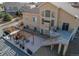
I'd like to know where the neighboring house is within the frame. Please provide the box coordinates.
[3,2,30,16]
[3,2,37,12]
[22,2,79,34]
[22,5,40,32]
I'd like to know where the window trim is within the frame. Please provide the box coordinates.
[32,16,37,23]
[45,10,50,17]
[41,10,55,18]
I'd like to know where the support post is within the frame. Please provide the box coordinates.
[58,43,62,54]
[63,44,68,56]
[50,45,54,51]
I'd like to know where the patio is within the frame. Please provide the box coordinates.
[3,26,75,56]
[1,20,78,56]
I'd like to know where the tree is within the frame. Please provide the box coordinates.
[3,13,13,21]
[0,12,2,18]
[15,10,23,17]
[0,12,5,18]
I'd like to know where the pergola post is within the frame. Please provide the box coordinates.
[58,43,62,54]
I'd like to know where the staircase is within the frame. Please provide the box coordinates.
[74,28,79,39]
[66,27,79,55]
[41,38,60,47]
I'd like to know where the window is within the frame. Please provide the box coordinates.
[34,27,37,31]
[26,25,29,29]
[45,10,50,17]
[42,18,44,24]
[32,16,37,22]
[52,12,55,18]
[41,10,55,18]
[51,20,54,26]
[41,29,43,34]
[41,11,44,17]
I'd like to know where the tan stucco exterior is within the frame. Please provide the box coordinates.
[23,12,41,31]
[39,2,58,29]
[22,2,79,34]
[58,8,79,31]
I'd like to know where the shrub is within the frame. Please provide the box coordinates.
[3,13,13,21]
[0,12,5,18]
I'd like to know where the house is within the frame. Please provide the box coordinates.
[21,2,79,55]
[1,2,79,56]
[3,2,30,16]
[22,2,79,35]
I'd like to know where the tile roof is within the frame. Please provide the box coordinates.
[21,6,39,14]
[36,2,79,18]
[51,2,79,18]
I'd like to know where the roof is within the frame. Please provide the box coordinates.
[51,2,79,18]
[3,2,28,6]
[35,2,43,7]
[21,6,39,14]
[3,2,29,12]
[3,2,39,14]
[37,2,79,19]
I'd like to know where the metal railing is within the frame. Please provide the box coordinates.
[14,26,51,39]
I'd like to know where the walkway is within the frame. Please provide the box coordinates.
[1,24,78,56]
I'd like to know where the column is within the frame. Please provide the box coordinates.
[58,43,62,54]
[50,45,54,51]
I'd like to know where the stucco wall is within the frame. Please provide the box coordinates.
[23,12,40,31]
[39,2,58,31]
[22,2,79,34]
[58,8,79,31]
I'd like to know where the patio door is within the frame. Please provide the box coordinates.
[51,20,54,26]
[62,23,69,31]
[50,20,54,30]
[34,27,37,31]
[41,29,43,34]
